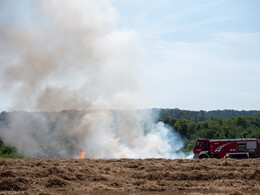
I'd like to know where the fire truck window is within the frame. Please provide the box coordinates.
[237,143,246,152]
[196,141,202,148]
[203,141,208,150]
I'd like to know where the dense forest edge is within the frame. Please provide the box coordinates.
[0,138,21,158]
[159,108,260,122]
[1,109,260,158]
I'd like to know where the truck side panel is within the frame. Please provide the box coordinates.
[209,139,259,158]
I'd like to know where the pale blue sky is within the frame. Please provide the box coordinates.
[111,0,260,110]
[0,0,260,111]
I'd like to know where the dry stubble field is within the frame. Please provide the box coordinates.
[0,158,259,194]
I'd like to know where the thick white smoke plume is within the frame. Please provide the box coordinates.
[0,0,188,158]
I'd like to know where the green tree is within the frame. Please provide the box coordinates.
[173,119,189,137]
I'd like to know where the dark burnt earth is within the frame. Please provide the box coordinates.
[0,158,259,194]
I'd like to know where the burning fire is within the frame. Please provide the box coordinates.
[78,152,105,159]
[78,152,86,159]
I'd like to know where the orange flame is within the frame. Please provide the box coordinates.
[78,152,105,159]
[78,152,86,159]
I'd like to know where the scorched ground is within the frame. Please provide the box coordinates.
[0,158,259,194]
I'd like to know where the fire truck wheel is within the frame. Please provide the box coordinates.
[199,154,208,159]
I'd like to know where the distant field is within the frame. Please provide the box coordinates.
[0,158,259,194]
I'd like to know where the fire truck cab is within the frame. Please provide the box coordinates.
[193,138,260,159]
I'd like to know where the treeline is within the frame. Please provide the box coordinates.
[159,116,260,152]
[0,112,20,158]
[159,108,260,122]
[0,137,21,158]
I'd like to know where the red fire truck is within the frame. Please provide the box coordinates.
[193,138,260,159]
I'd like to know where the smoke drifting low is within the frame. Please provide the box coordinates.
[0,0,187,158]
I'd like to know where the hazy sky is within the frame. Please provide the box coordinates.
[1,0,260,111]
[112,0,260,110]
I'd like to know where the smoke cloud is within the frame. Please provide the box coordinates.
[0,0,188,158]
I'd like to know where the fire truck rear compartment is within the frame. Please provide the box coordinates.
[246,141,258,158]
[228,141,257,158]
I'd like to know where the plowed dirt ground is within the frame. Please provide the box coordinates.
[0,158,259,194]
